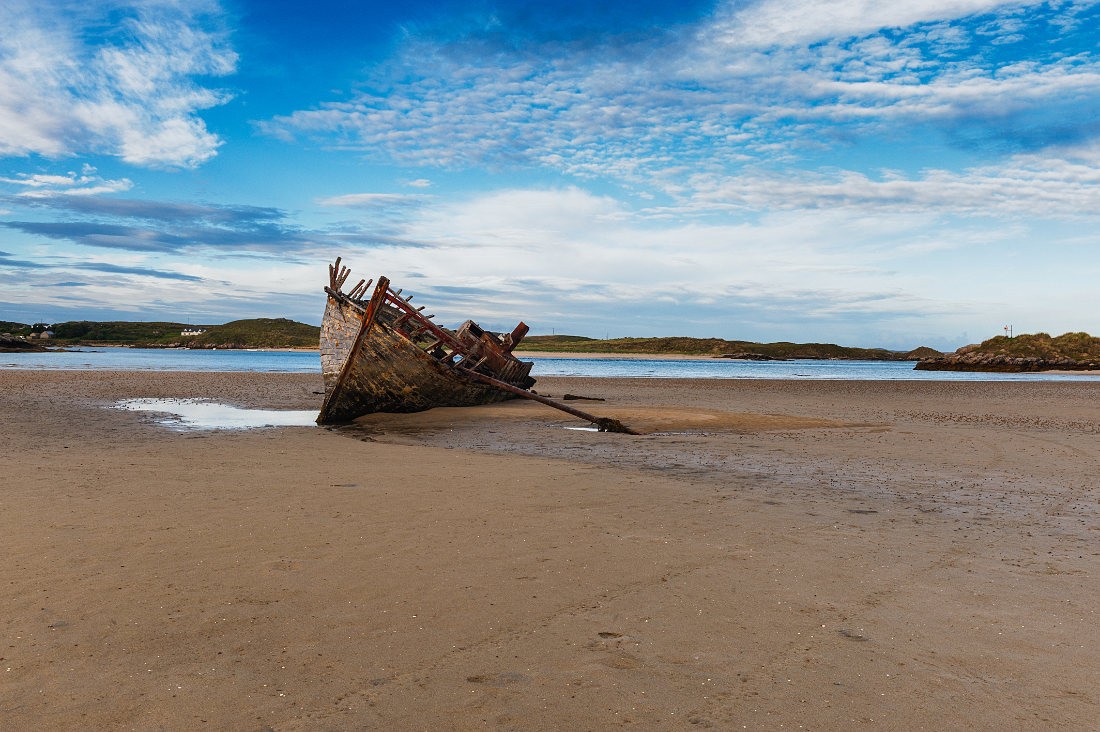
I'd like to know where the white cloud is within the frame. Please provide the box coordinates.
[333,187,963,310]
[409,187,627,247]
[0,0,236,168]
[317,193,428,208]
[3,182,1091,345]
[709,0,1031,48]
[0,165,133,197]
[688,146,1100,216]
[307,184,1094,345]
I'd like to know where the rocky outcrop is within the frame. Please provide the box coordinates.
[916,333,1100,372]
[162,342,248,350]
[916,350,1100,372]
[0,334,48,352]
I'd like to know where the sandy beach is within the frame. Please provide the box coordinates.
[2,370,1097,729]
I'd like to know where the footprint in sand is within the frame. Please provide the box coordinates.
[465,672,530,686]
[269,559,302,572]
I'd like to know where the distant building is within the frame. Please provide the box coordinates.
[181,328,207,337]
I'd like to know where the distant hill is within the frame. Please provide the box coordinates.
[1,321,30,334]
[521,335,940,361]
[47,318,320,349]
[903,346,943,360]
[51,320,191,343]
[12,318,946,357]
[916,332,1100,372]
[182,319,320,349]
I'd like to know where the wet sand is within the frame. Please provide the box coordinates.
[1,370,1098,729]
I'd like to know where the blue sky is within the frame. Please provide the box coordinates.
[1,0,1098,349]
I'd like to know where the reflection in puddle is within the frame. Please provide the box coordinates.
[117,398,317,430]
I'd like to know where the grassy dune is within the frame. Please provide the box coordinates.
[47,319,320,349]
[961,332,1100,360]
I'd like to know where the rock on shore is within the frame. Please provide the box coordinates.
[0,334,48,352]
[715,352,787,361]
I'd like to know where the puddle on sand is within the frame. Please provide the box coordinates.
[116,398,318,430]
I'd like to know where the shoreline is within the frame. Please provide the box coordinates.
[515,349,717,360]
[26,345,1100,373]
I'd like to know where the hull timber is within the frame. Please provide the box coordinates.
[317,259,535,424]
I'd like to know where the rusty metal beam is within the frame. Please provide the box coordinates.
[458,369,638,434]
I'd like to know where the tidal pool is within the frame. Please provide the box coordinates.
[116,398,318,430]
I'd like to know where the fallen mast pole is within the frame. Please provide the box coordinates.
[459,369,638,435]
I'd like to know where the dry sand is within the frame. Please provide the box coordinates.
[1,370,1098,730]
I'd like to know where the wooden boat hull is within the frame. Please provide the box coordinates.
[316,262,534,424]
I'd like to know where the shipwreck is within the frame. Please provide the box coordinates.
[316,258,636,433]
[317,258,536,424]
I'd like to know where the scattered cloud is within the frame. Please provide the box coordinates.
[0,250,200,280]
[69,260,203,281]
[263,0,1100,217]
[1,194,317,254]
[317,193,429,208]
[16,193,286,225]
[0,180,1089,345]
[0,252,37,268]
[2,221,188,252]
[0,0,236,168]
[298,186,1022,343]
[710,0,1026,48]
[0,164,132,197]
[689,145,1100,216]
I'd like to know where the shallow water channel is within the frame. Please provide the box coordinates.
[116,398,318,430]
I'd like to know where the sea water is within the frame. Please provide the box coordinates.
[116,398,318,430]
[1,346,320,373]
[528,356,1099,381]
[1,346,1097,381]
